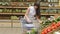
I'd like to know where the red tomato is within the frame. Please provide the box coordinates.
[57,22,60,26]
[47,28,52,32]
[45,27,52,33]
[57,21,60,23]
[42,29,47,34]
[56,23,60,27]
[42,32,46,34]
[51,25,57,30]
[44,30,48,34]
[51,23,56,26]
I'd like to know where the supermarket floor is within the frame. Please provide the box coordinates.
[0,28,21,34]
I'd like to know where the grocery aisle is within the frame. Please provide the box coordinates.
[0,28,21,34]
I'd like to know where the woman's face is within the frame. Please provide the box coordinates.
[34,6,38,9]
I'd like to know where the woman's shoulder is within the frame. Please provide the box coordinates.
[29,6,34,9]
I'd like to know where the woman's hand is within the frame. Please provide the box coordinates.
[27,19,32,23]
[38,19,42,24]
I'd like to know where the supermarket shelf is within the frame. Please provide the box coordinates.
[48,27,60,34]
[41,13,57,15]
[41,6,60,9]
[0,13,58,16]
[0,19,20,23]
[40,2,59,3]
[0,6,60,9]
[0,6,28,8]
[10,1,33,3]
[0,13,25,15]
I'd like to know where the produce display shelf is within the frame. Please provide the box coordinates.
[0,6,60,9]
[0,6,28,9]
[41,13,57,15]
[41,6,60,9]
[0,13,58,16]
[48,27,60,34]
[0,13,25,15]
[10,1,33,3]
[40,2,59,3]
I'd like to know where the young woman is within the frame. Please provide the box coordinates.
[20,3,41,34]
[24,3,41,24]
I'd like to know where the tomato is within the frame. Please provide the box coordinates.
[57,21,60,23]
[42,29,48,34]
[42,32,46,34]
[44,26,52,33]
[57,21,60,26]
[56,23,60,27]
[47,28,52,32]
[51,23,56,26]
[51,25,57,30]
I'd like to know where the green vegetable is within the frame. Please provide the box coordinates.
[0,9,3,13]
[52,20,58,23]
[56,17,60,21]
[9,9,12,13]
[16,9,19,13]
[0,2,2,5]
[11,16,18,20]
[31,28,37,34]
[42,20,52,27]
[22,10,26,13]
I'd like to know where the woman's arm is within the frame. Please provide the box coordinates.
[24,8,31,22]
[36,16,42,23]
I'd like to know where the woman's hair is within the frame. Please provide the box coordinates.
[34,3,41,19]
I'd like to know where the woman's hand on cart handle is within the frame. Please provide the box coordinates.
[27,19,32,23]
[38,19,42,24]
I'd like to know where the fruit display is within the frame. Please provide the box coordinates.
[11,16,19,20]
[41,16,60,34]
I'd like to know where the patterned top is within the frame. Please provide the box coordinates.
[24,6,37,23]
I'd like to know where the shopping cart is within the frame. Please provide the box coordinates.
[20,18,41,34]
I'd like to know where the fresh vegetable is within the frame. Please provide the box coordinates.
[11,16,19,20]
[56,17,60,21]
[22,10,26,12]
[41,16,60,34]
[0,9,3,13]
